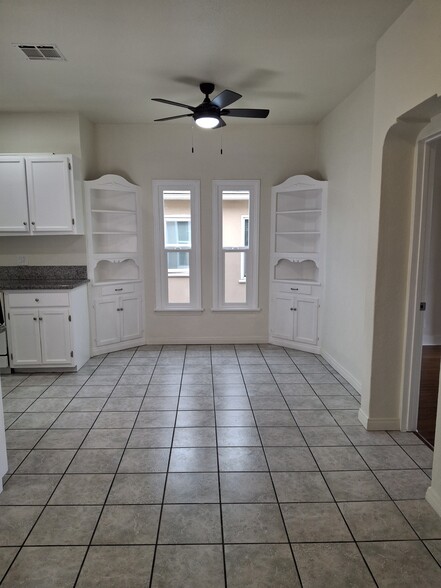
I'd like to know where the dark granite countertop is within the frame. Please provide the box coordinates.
[0,279,89,290]
[0,266,89,291]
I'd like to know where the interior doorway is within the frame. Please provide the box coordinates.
[412,134,441,445]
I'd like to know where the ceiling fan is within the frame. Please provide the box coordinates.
[152,82,270,129]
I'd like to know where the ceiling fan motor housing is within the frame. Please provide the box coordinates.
[200,82,215,96]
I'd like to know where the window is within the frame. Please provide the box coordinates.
[212,180,260,310]
[153,181,201,310]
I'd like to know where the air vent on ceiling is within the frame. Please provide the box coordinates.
[15,44,66,61]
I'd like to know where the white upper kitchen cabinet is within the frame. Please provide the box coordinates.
[0,154,84,235]
[0,157,29,232]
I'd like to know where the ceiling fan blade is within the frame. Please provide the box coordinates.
[211,89,242,109]
[221,108,269,118]
[151,98,195,111]
[154,114,194,122]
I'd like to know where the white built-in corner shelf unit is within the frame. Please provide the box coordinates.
[269,175,327,352]
[85,174,145,355]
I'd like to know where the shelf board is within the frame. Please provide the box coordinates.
[92,232,137,235]
[273,279,320,285]
[276,231,320,235]
[275,252,319,257]
[93,279,141,286]
[276,209,321,214]
[91,209,136,214]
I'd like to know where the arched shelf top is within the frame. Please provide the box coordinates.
[274,255,319,269]
[93,257,140,270]
[85,174,140,191]
[272,175,327,193]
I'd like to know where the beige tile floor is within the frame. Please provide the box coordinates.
[0,344,440,587]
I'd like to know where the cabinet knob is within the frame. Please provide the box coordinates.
[115,288,123,292]
[35,298,39,302]
[39,317,43,321]
[23,221,27,226]
[290,307,297,311]
[31,221,35,226]
[290,288,299,291]
[33,317,37,321]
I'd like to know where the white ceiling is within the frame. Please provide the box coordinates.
[0,0,412,125]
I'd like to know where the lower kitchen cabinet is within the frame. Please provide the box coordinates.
[5,286,89,370]
[270,288,319,348]
[91,282,144,354]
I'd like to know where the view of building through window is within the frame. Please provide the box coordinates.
[222,190,250,304]
[163,191,191,304]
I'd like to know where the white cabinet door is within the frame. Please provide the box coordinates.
[94,297,120,347]
[26,156,74,233]
[8,309,41,366]
[0,157,30,232]
[271,292,295,340]
[39,308,72,365]
[120,295,142,341]
[294,296,318,345]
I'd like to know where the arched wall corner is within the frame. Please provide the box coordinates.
[359,95,441,431]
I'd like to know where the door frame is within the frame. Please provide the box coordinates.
[402,129,441,430]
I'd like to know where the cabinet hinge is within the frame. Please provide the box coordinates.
[68,315,72,322]
[68,161,72,170]
[7,312,10,320]
[72,218,75,225]
[70,351,74,358]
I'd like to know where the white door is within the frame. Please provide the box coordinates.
[0,157,30,232]
[39,308,72,365]
[26,156,74,233]
[94,297,120,347]
[294,296,318,345]
[8,309,41,366]
[120,295,142,341]
[271,292,295,340]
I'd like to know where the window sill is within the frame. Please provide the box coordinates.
[211,307,261,312]
[154,307,204,313]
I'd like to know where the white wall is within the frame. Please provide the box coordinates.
[363,0,441,426]
[0,112,91,266]
[95,123,318,343]
[318,74,375,390]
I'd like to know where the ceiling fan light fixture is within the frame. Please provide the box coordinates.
[194,115,220,129]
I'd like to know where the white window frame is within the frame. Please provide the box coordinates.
[212,180,260,311]
[153,180,201,311]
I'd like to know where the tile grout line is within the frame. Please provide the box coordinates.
[148,345,186,588]
[211,346,228,588]
[71,346,141,587]
[236,344,305,588]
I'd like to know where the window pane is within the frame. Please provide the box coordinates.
[167,251,190,304]
[167,251,189,273]
[165,220,191,246]
[224,251,247,304]
[163,190,191,247]
[222,191,250,248]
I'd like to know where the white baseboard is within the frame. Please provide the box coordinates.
[358,408,400,431]
[268,337,320,354]
[144,336,269,345]
[426,485,441,518]
[91,337,146,356]
[320,350,361,392]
